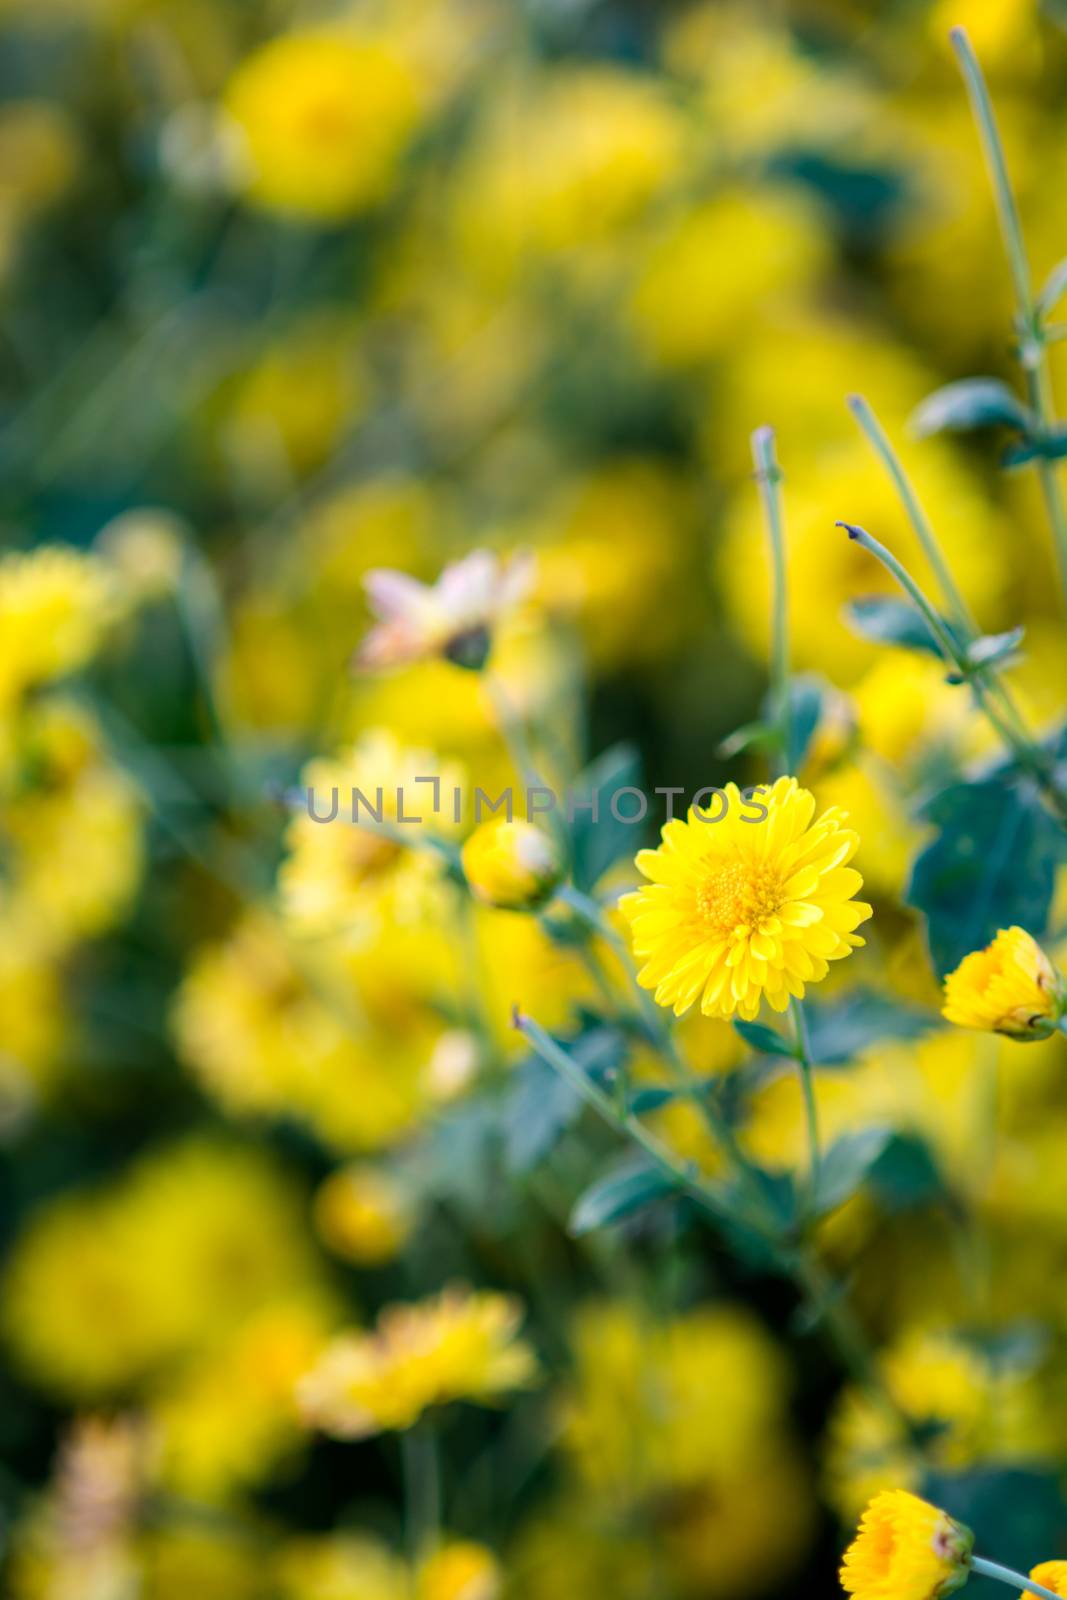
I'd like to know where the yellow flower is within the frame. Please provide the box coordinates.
[840,1490,974,1600]
[621,777,871,1021]
[417,1542,502,1600]
[224,31,423,222]
[461,818,562,910]
[298,1286,539,1439]
[0,546,119,710]
[1029,1564,1067,1598]
[942,927,1066,1040]
[313,1164,413,1267]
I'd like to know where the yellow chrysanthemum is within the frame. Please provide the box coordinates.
[313,1164,413,1267]
[1029,1563,1067,1598]
[461,818,562,910]
[223,31,423,222]
[621,777,871,1021]
[942,927,1066,1040]
[298,1286,539,1439]
[0,545,119,710]
[841,1490,973,1600]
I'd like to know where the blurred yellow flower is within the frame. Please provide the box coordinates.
[0,547,118,711]
[299,1286,539,1439]
[313,1164,413,1267]
[942,927,1066,1040]
[461,818,562,910]
[224,31,423,222]
[622,777,871,1020]
[417,1542,501,1600]
[629,189,828,369]
[279,731,463,946]
[840,1489,974,1600]
[1,1138,323,1399]
[276,1535,408,1600]
[1029,1564,1067,1599]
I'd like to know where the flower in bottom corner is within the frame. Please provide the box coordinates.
[1028,1564,1067,1598]
[942,926,1067,1041]
[840,1489,973,1600]
[621,776,871,1020]
[297,1286,539,1439]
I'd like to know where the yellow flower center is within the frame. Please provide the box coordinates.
[696,861,783,936]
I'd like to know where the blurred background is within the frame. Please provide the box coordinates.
[3,1,1067,1597]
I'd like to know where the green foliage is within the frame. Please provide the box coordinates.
[568,742,644,892]
[844,596,945,655]
[813,1127,892,1217]
[911,377,1034,438]
[569,1158,676,1235]
[906,778,1058,975]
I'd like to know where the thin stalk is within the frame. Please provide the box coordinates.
[517,1007,916,1436]
[751,426,791,775]
[972,1555,1061,1600]
[401,1423,442,1563]
[791,998,821,1223]
[837,523,1067,818]
[847,393,1032,746]
[951,26,1067,608]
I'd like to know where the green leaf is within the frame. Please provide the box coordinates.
[716,720,777,759]
[911,377,1033,438]
[787,674,828,770]
[628,1085,680,1114]
[569,742,644,893]
[1037,256,1067,317]
[1002,426,1067,467]
[804,989,936,1064]
[504,1056,581,1172]
[844,596,943,656]
[569,1160,676,1235]
[814,1127,892,1216]
[733,1019,797,1058]
[964,625,1025,670]
[869,1132,943,1210]
[906,778,1057,976]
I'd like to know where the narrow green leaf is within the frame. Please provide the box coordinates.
[569,742,644,892]
[569,1161,676,1235]
[733,1019,797,1058]
[965,625,1025,669]
[1037,256,1067,317]
[844,596,943,656]
[814,1127,892,1216]
[716,720,776,759]
[911,377,1033,438]
[628,1085,680,1115]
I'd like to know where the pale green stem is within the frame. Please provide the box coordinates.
[484,670,570,857]
[951,26,1067,609]
[972,1555,1061,1600]
[751,426,791,775]
[791,998,821,1223]
[838,523,1067,818]
[847,393,1032,745]
[401,1423,441,1563]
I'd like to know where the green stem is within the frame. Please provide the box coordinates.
[514,1009,917,1437]
[972,1555,1061,1600]
[838,523,1067,817]
[847,393,974,634]
[951,26,1067,610]
[751,426,791,775]
[847,393,1033,746]
[401,1423,442,1563]
[791,998,821,1223]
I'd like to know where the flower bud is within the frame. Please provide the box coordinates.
[461,818,563,910]
[942,925,1067,1041]
[841,1490,973,1600]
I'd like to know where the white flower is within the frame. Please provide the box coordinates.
[353,549,534,671]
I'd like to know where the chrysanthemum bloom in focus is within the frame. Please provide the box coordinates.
[353,549,534,671]
[223,31,422,222]
[298,1286,539,1439]
[1028,1563,1067,1597]
[942,927,1066,1041]
[621,777,871,1020]
[461,818,562,910]
[840,1490,973,1600]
